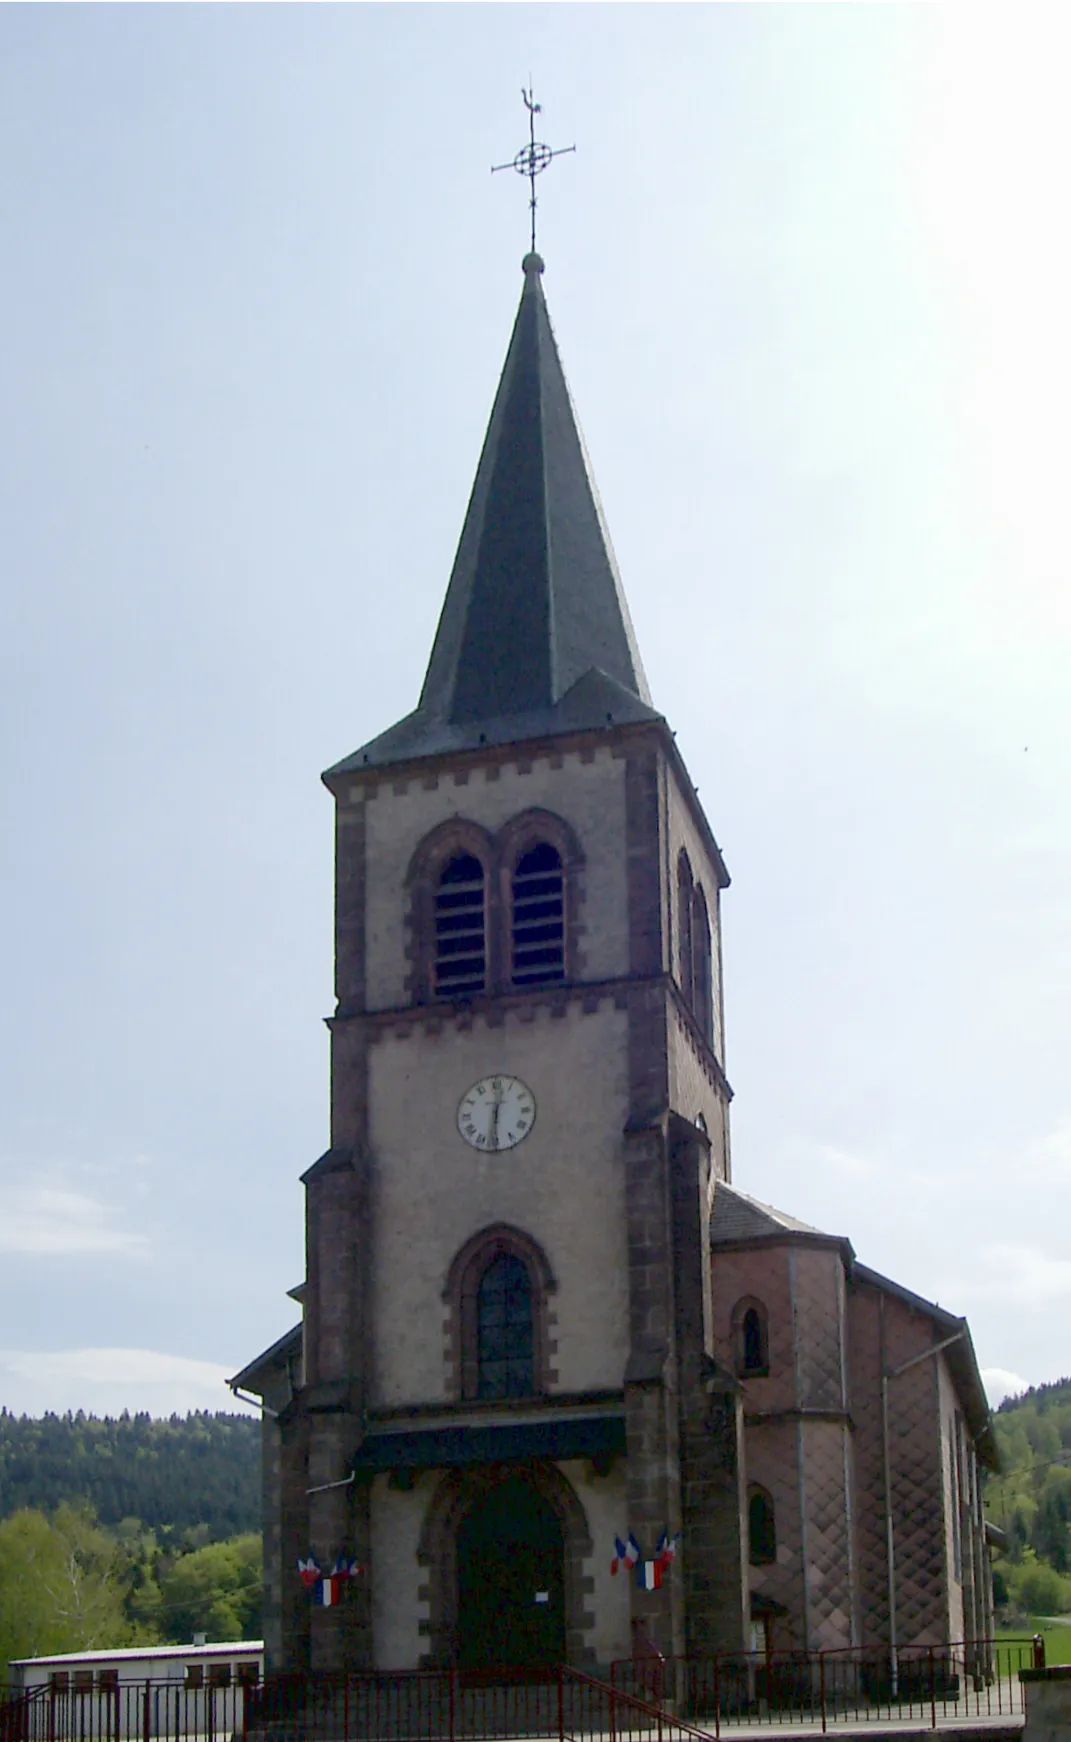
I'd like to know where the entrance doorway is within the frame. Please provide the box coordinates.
[457,1474,566,1670]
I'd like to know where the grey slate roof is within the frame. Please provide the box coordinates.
[326,255,661,779]
[709,1182,828,1246]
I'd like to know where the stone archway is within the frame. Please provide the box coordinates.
[417,1461,594,1669]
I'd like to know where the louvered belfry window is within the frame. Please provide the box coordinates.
[434,853,487,996]
[511,843,565,987]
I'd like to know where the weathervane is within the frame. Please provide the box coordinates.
[492,87,575,256]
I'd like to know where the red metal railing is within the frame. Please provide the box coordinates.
[0,1642,1035,1742]
[611,1637,1033,1733]
[246,1664,716,1741]
[1,1666,714,1742]
[0,1676,252,1742]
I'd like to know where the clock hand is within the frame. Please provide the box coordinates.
[490,1084,502,1150]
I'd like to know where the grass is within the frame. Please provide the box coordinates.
[997,1620,1071,1667]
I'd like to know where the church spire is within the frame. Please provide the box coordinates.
[328,256,659,778]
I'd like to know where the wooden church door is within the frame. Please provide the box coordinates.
[457,1475,566,1670]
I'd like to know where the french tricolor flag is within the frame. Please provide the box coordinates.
[636,1559,665,1591]
[611,1534,642,1576]
[656,1531,679,1566]
[316,1574,343,1607]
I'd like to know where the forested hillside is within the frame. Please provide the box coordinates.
[987,1377,1071,1617]
[0,1412,259,1541]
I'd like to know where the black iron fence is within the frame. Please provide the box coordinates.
[0,1641,1036,1742]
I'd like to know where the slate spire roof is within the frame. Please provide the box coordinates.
[327,254,660,778]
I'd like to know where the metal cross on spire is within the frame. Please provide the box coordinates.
[492,87,576,256]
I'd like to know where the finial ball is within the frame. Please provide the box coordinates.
[522,251,545,276]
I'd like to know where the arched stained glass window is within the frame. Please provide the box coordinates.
[477,1255,534,1399]
[435,853,487,997]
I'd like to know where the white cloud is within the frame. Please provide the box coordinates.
[0,1348,258,1418]
[974,1246,1071,1310]
[982,1367,1030,1408]
[1022,1119,1071,1178]
[0,1184,149,1257]
[811,1143,879,1182]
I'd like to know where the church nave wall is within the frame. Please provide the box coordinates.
[710,1245,796,1411]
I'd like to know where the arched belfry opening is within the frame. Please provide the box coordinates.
[456,1474,566,1669]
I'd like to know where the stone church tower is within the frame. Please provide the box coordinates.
[235,251,997,1677]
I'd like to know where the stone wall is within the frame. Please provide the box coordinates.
[365,1001,631,1407]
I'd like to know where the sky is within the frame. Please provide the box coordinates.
[1,5,1069,1421]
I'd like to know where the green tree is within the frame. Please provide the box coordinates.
[987,1376,1071,1612]
[156,1535,262,1644]
[0,1411,259,1541]
[1008,1553,1071,1617]
[0,1507,137,1686]
[1034,1467,1071,1575]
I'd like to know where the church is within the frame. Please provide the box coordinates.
[233,248,998,1679]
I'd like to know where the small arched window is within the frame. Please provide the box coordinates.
[511,843,565,987]
[476,1255,534,1399]
[435,854,487,997]
[743,1308,766,1373]
[733,1297,770,1378]
[749,1488,777,1565]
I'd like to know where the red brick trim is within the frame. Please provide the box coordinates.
[416,1460,595,1668]
[442,1224,558,1402]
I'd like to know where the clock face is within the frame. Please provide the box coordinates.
[457,1075,536,1153]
